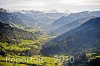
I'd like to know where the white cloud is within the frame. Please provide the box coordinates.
[0,0,100,12]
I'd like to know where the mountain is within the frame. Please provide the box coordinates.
[42,17,100,56]
[13,12,38,26]
[13,10,65,27]
[47,11,100,33]
[49,11,91,30]
[52,11,100,26]
[50,16,95,36]
[0,8,66,29]
[0,21,37,43]
[0,8,25,27]
[0,20,48,56]
[92,11,100,17]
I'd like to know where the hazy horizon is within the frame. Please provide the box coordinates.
[0,0,100,13]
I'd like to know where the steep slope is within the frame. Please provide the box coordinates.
[0,8,66,29]
[13,12,38,26]
[48,11,92,31]
[26,11,66,23]
[0,21,48,56]
[50,16,95,36]
[47,11,100,33]
[42,17,100,56]
[52,11,100,27]
[0,8,25,26]
[18,10,66,27]
[0,21,37,43]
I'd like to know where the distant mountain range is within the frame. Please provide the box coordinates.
[47,11,100,34]
[0,8,67,29]
[0,9,25,27]
[50,16,95,36]
[1,8,100,35]
[52,11,100,26]
[42,17,100,56]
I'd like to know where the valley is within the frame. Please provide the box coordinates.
[0,8,100,66]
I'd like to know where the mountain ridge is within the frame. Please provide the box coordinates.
[50,16,95,36]
[42,17,100,56]
[47,11,100,33]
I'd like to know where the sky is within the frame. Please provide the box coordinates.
[0,0,100,12]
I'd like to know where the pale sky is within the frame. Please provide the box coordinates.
[0,0,100,12]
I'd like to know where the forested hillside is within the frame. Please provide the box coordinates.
[42,17,100,55]
[50,16,95,36]
[0,21,49,56]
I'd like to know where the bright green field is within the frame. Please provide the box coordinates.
[0,55,63,66]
